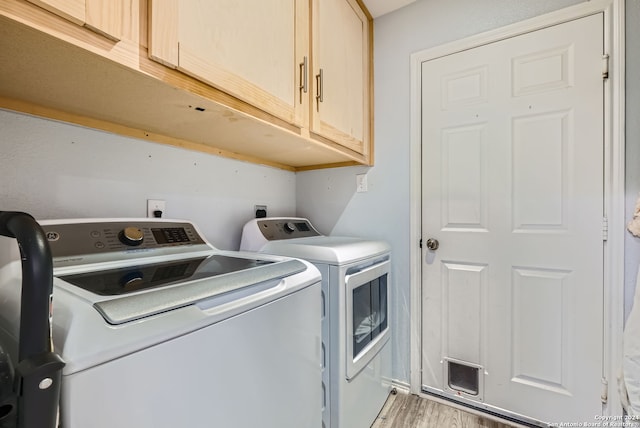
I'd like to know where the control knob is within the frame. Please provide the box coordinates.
[283,222,296,233]
[119,227,144,246]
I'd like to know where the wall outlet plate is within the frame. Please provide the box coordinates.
[147,199,166,218]
[254,205,267,218]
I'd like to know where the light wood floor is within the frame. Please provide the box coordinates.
[371,390,517,428]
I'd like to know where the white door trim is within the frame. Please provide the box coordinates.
[409,0,625,415]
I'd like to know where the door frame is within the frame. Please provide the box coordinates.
[409,0,625,415]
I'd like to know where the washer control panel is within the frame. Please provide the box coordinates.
[256,218,320,240]
[40,220,207,262]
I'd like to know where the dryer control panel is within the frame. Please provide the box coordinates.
[256,218,321,240]
[240,217,322,252]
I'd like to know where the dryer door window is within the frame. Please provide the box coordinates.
[345,259,391,380]
[352,275,387,357]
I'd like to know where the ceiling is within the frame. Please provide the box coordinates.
[362,0,416,18]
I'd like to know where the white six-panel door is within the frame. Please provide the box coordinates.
[421,13,604,424]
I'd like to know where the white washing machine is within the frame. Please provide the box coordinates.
[0,218,322,428]
[241,217,392,428]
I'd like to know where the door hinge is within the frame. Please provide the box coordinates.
[601,378,608,404]
[602,54,610,79]
[602,217,608,241]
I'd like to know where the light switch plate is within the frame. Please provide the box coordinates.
[356,173,368,192]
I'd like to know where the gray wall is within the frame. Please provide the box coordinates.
[0,109,296,250]
[297,0,640,385]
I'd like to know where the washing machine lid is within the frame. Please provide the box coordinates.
[60,255,273,296]
[59,255,306,325]
[259,236,389,265]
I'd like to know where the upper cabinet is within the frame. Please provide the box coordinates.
[149,0,309,129]
[149,0,372,161]
[26,0,124,41]
[311,0,371,158]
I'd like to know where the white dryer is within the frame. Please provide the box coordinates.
[241,217,392,428]
[0,218,322,428]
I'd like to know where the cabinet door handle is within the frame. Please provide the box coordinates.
[315,68,323,111]
[299,56,308,104]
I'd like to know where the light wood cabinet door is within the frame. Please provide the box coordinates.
[26,0,84,25]
[149,0,309,128]
[84,0,124,41]
[311,0,371,157]
[26,0,123,41]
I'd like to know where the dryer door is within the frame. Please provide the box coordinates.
[345,258,390,380]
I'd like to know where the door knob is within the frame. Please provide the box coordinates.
[426,238,439,251]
